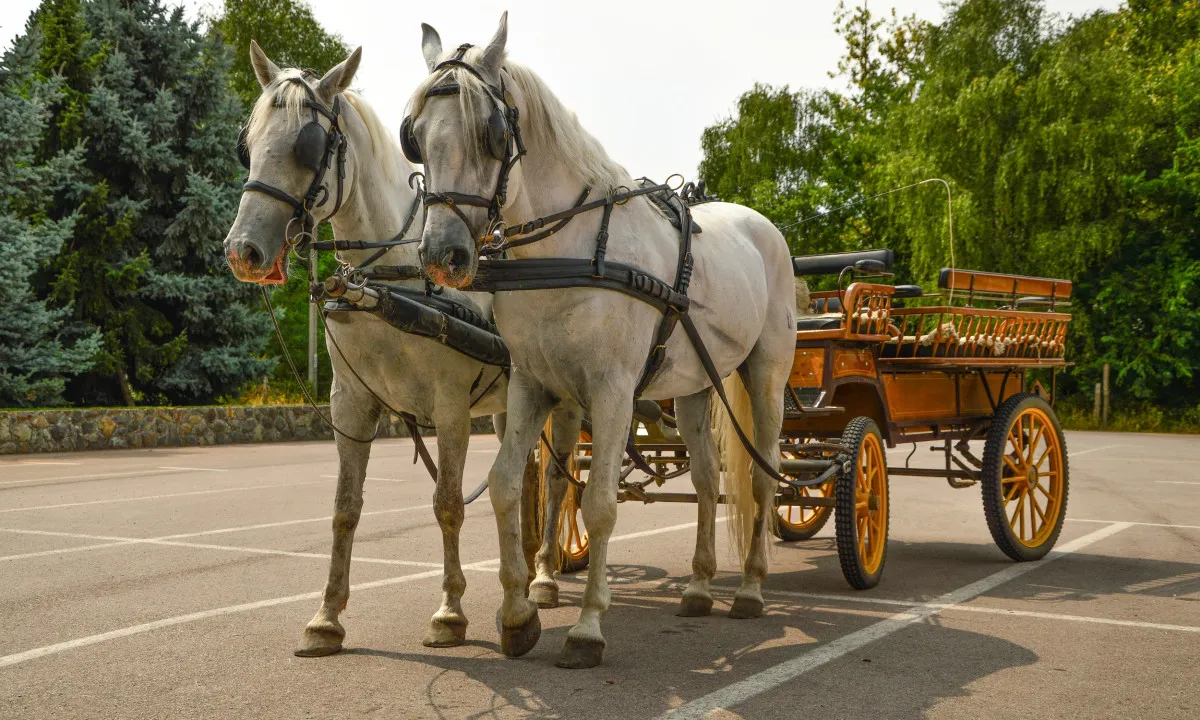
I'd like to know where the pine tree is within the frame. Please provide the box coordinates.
[17,0,273,406]
[0,29,100,407]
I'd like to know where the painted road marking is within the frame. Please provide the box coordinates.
[1070,518,1200,530]
[0,479,330,513]
[0,516,717,669]
[1068,444,1125,457]
[659,522,1132,719]
[1154,480,1200,485]
[319,474,409,483]
[156,466,228,472]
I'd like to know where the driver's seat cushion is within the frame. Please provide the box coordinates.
[796,313,843,331]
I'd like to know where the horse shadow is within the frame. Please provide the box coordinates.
[337,562,1041,720]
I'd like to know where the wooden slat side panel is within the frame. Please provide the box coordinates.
[938,268,1073,300]
[883,372,1016,422]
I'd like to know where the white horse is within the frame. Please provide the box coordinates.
[410,15,796,668]
[223,43,509,656]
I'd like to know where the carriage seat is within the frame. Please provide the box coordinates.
[796,313,843,331]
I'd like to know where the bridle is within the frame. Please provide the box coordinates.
[406,44,526,246]
[239,73,348,252]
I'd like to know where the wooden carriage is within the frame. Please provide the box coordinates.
[536,250,1072,589]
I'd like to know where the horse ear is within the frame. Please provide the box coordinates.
[318,46,362,99]
[250,40,281,88]
[479,11,508,75]
[421,23,443,73]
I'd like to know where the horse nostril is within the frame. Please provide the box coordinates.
[241,242,265,268]
[446,248,471,272]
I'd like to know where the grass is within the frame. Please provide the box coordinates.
[1056,399,1200,434]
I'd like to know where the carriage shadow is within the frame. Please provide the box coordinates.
[336,561,1042,720]
[336,543,1199,719]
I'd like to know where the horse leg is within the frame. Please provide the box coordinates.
[491,369,555,657]
[729,347,789,620]
[423,399,472,647]
[673,391,720,617]
[529,401,583,609]
[296,385,380,657]
[557,392,628,669]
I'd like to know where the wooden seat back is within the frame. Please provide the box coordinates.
[938,269,1071,302]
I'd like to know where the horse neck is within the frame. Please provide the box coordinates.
[328,98,422,268]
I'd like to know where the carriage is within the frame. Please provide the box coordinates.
[536,249,1073,589]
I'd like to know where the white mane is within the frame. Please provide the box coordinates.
[246,70,405,184]
[407,54,631,194]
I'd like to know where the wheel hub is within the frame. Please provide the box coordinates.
[1025,466,1038,490]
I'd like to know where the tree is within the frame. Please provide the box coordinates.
[0,31,100,407]
[15,0,273,406]
[211,0,350,399]
[699,0,1200,411]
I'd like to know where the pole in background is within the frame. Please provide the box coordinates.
[1101,362,1111,427]
[1093,383,1102,425]
[308,253,319,393]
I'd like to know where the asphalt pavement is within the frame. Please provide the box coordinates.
[0,430,1196,719]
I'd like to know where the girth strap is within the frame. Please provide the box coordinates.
[470,258,690,313]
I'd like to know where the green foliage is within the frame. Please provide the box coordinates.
[9,0,273,406]
[700,0,1200,411]
[0,41,100,407]
[210,0,350,399]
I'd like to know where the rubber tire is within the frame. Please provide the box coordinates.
[775,501,833,541]
[981,393,1069,562]
[834,417,889,590]
[557,482,590,574]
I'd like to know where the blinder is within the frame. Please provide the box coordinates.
[235,121,331,173]
[399,97,511,165]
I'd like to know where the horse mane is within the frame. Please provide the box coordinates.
[407,53,631,194]
[246,70,405,184]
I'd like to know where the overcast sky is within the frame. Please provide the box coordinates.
[3,0,1119,180]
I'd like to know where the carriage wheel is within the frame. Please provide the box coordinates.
[775,481,835,541]
[834,417,889,589]
[537,426,591,573]
[981,393,1069,561]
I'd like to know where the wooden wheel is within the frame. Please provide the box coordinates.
[775,481,834,541]
[834,417,889,589]
[537,424,591,573]
[982,393,1069,561]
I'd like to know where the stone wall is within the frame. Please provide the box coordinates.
[0,406,496,455]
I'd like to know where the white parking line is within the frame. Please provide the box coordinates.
[319,474,409,483]
[1069,444,1125,457]
[1154,481,1200,485]
[156,466,228,472]
[1070,518,1200,530]
[0,515,712,669]
[751,588,1200,634]
[659,522,1132,719]
[0,469,179,487]
[0,479,330,513]
[0,527,447,568]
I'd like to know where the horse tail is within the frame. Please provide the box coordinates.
[795,276,811,318]
[711,371,756,563]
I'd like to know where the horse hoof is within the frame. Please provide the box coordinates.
[529,581,560,609]
[728,594,764,619]
[500,611,542,658]
[556,636,605,669]
[423,619,467,648]
[295,622,345,657]
[677,593,713,617]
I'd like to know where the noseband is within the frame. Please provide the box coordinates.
[413,45,526,245]
[240,74,348,250]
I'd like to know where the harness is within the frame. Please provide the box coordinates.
[409,51,824,489]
